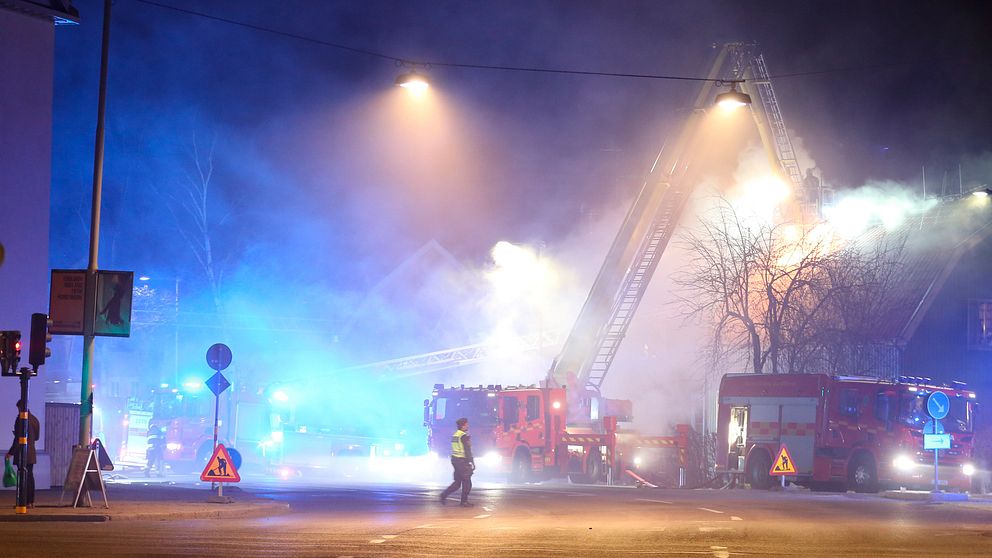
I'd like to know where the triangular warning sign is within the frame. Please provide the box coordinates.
[769,445,797,475]
[200,444,241,482]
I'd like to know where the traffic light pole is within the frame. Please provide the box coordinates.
[15,367,32,515]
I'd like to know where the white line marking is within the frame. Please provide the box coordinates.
[382,535,397,539]
[369,539,386,544]
[698,526,733,533]
[474,514,491,519]
[636,498,673,504]
[414,524,433,529]
[730,516,743,521]
[698,507,724,514]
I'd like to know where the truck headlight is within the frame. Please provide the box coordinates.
[962,463,976,476]
[483,451,501,466]
[892,455,915,472]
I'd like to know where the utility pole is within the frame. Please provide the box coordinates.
[80,0,112,446]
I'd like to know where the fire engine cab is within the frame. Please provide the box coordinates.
[426,383,691,486]
[717,373,978,492]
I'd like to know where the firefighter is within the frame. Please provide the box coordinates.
[145,421,166,477]
[439,417,475,507]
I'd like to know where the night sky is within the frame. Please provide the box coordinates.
[49,0,992,374]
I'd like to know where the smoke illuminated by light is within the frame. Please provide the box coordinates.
[823,182,937,237]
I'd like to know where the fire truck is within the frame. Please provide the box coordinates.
[425,383,691,485]
[426,43,806,486]
[717,373,978,492]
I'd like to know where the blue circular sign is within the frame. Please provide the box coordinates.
[926,391,950,420]
[206,343,233,372]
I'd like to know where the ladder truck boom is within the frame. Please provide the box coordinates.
[547,43,807,397]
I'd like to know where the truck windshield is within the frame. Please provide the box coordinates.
[434,393,497,427]
[899,392,974,432]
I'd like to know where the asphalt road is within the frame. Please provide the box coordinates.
[5,477,992,557]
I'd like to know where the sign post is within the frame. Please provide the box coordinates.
[205,343,233,503]
[925,391,950,493]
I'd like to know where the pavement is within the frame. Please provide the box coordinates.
[0,475,290,522]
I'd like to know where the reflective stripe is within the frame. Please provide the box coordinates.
[451,430,466,458]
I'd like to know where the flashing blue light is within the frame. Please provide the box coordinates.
[182,379,203,391]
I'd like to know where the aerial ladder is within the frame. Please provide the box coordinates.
[546,43,809,417]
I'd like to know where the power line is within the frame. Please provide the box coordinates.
[132,0,723,83]
[133,0,933,84]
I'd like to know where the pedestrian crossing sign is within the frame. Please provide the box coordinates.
[200,444,241,482]
[769,445,797,475]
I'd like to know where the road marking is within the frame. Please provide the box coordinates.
[730,516,743,521]
[698,526,733,533]
[636,498,673,504]
[382,535,397,539]
[698,507,724,514]
[474,514,491,519]
[414,524,433,529]
[369,539,386,544]
[711,546,730,558]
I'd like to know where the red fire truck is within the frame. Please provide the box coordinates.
[717,373,978,492]
[425,383,691,486]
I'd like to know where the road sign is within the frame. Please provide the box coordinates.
[205,371,231,396]
[200,444,241,482]
[770,445,797,475]
[924,434,951,450]
[927,391,950,420]
[206,343,233,371]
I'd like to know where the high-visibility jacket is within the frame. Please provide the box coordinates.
[450,429,468,458]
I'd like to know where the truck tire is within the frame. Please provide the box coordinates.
[509,448,531,483]
[746,450,773,490]
[848,453,878,493]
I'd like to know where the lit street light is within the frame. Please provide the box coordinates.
[395,71,429,93]
[715,82,752,109]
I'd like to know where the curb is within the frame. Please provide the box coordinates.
[881,490,969,502]
[0,501,291,523]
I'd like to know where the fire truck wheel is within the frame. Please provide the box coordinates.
[848,453,878,493]
[746,451,773,490]
[509,449,531,483]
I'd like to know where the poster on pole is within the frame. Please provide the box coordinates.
[49,269,87,335]
[93,271,134,337]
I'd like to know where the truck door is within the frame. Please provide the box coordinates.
[780,402,816,475]
[728,406,748,471]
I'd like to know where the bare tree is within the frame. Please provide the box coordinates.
[674,197,905,375]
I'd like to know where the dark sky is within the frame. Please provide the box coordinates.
[49,0,992,356]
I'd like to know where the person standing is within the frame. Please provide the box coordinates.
[439,417,475,507]
[145,421,166,477]
[6,400,40,508]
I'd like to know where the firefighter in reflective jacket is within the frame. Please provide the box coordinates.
[439,417,475,507]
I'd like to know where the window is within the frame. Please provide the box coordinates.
[502,397,520,432]
[873,392,892,422]
[526,396,541,421]
[435,398,447,421]
[839,389,860,417]
[968,300,992,350]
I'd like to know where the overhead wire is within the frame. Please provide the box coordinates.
[132,0,931,84]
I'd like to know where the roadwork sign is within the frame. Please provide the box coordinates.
[770,445,797,475]
[200,444,241,482]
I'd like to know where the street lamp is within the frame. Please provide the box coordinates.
[395,71,429,93]
[715,82,752,109]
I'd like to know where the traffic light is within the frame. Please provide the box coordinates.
[29,313,52,367]
[0,330,21,376]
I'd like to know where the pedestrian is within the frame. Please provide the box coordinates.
[439,417,475,507]
[5,400,40,508]
[145,421,166,477]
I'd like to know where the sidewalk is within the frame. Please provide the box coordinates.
[0,478,290,522]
